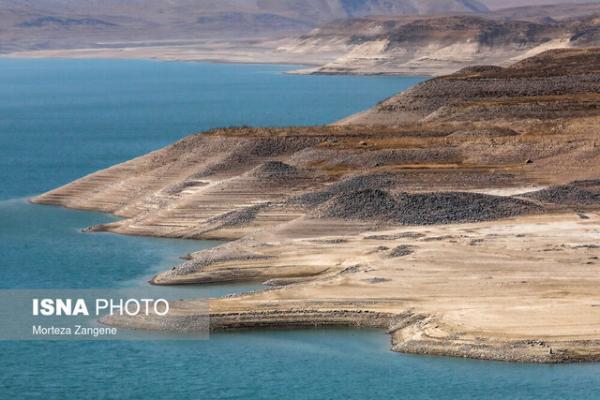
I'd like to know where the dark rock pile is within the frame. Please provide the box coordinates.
[315,189,542,225]
[364,232,425,240]
[317,189,399,220]
[523,180,600,207]
[392,192,542,224]
[389,245,415,257]
[248,161,300,180]
[206,203,270,227]
[285,191,335,208]
[285,173,395,209]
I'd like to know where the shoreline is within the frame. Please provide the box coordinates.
[32,192,600,364]
[32,183,600,365]
[0,46,443,77]
[1,52,320,69]
[100,296,600,364]
[28,194,600,364]
[30,122,600,364]
[30,49,600,364]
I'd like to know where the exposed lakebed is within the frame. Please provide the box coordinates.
[1,58,599,399]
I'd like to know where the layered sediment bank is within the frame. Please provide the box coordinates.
[34,48,600,362]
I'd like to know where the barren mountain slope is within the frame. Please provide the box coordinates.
[5,2,597,77]
[0,0,488,52]
[31,48,600,362]
[291,11,599,75]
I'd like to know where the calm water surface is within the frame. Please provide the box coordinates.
[0,58,599,399]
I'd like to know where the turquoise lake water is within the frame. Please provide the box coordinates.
[1,58,599,399]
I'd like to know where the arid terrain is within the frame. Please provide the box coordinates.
[3,2,598,76]
[32,48,600,362]
[0,0,488,52]
[291,10,600,75]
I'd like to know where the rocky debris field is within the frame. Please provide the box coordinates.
[205,203,272,227]
[524,180,600,207]
[315,188,543,224]
[248,161,301,180]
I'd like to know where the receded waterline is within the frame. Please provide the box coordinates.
[1,58,598,399]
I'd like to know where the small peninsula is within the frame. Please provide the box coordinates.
[33,48,600,363]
